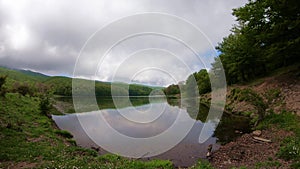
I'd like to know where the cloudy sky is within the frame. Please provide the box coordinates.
[0,0,247,86]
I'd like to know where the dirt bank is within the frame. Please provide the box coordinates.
[210,66,300,168]
[211,128,293,168]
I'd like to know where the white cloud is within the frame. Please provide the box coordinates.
[0,0,247,85]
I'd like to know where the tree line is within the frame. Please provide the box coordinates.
[165,0,299,95]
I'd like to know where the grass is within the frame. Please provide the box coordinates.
[257,110,300,168]
[0,93,173,168]
[190,160,214,169]
[255,160,281,168]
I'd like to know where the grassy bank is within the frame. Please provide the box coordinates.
[257,111,300,168]
[0,93,173,168]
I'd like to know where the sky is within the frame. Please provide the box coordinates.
[0,0,247,86]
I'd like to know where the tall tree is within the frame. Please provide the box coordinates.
[214,0,300,84]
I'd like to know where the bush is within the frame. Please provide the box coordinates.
[13,82,34,96]
[0,75,7,97]
[39,95,52,115]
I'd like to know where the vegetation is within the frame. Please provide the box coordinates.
[213,0,300,84]
[0,75,7,97]
[165,0,300,92]
[0,66,156,97]
[163,69,211,97]
[185,69,211,96]
[190,160,214,169]
[0,82,173,168]
[1,0,300,168]
[257,111,300,168]
[163,84,180,96]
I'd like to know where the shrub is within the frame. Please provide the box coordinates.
[0,75,7,97]
[39,95,52,115]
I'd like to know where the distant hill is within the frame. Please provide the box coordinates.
[0,66,163,96]
[0,66,49,84]
[17,69,49,81]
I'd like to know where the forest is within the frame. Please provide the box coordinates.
[165,0,300,95]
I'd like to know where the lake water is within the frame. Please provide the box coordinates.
[52,97,250,167]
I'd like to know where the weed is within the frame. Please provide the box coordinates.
[54,129,73,138]
[190,160,214,169]
[257,110,300,167]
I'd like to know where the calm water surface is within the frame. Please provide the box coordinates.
[53,97,250,167]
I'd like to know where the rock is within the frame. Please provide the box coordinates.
[207,144,213,158]
[206,151,212,157]
[252,130,262,136]
[253,136,272,143]
[235,130,243,134]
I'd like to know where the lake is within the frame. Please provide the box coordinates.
[52,96,250,167]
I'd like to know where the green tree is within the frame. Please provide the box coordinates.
[163,84,180,95]
[185,69,211,96]
[214,0,300,84]
[233,0,300,68]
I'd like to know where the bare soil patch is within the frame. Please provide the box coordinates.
[211,128,293,168]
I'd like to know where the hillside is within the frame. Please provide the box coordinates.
[209,65,300,168]
[0,92,173,168]
[0,66,48,83]
[0,66,158,97]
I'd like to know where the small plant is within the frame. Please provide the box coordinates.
[277,137,300,161]
[54,129,73,138]
[264,88,281,105]
[255,160,281,168]
[190,160,214,169]
[66,138,77,146]
[229,88,267,125]
[257,110,300,167]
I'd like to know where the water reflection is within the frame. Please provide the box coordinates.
[53,97,250,167]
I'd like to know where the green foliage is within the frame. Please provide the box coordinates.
[54,129,73,138]
[0,66,47,83]
[0,75,7,97]
[185,69,211,97]
[277,137,300,161]
[0,75,7,89]
[39,95,52,115]
[257,111,300,167]
[190,160,214,169]
[263,88,281,105]
[255,160,281,168]
[0,67,155,98]
[163,84,180,95]
[128,84,152,96]
[229,88,267,120]
[13,82,34,96]
[257,110,300,132]
[44,76,73,96]
[214,0,300,84]
[0,92,173,169]
[45,76,153,97]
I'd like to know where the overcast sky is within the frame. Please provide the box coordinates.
[0,0,247,86]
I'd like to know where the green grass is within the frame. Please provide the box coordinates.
[257,110,300,168]
[255,160,281,168]
[54,129,74,138]
[0,93,173,168]
[190,160,214,169]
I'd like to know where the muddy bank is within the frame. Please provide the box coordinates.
[210,128,293,168]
